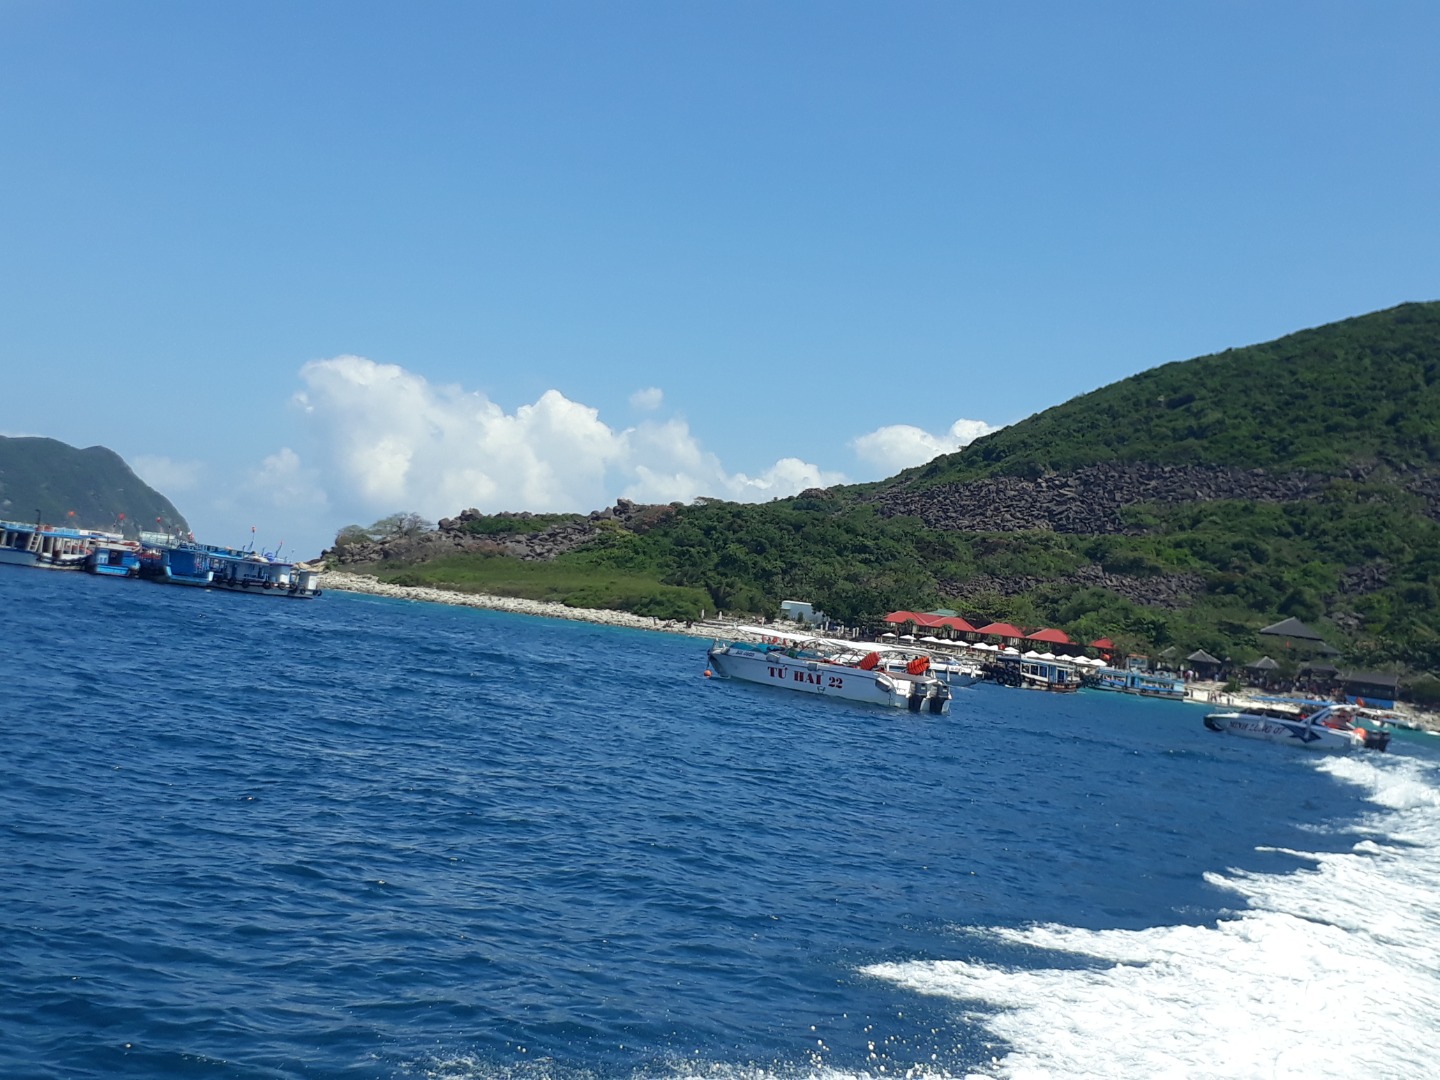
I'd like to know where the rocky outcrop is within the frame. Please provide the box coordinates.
[872,461,1440,533]
[939,564,1207,612]
[325,499,672,565]
[869,462,1329,534]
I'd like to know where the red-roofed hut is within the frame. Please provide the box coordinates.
[1026,628,1073,645]
[976,621,1025,645]
[1089,637,1118,661]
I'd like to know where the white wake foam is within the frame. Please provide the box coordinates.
[863,752,1440,1079]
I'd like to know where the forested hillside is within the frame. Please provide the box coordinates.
[0,436,189,534]
[332,302,1440,683]
[904,300,1440,482]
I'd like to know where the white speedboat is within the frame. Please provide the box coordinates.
[1203,703,1390,751]
[706,628,954,713]
[924,657,983,688]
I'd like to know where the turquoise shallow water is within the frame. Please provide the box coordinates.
[2,569,1437,1079]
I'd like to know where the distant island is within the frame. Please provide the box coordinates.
[0,435,189,536]
[326,301,1440,700]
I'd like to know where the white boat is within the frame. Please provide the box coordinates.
[706,627,954,713]
[924,657,983,688]
[0,520,90,570]
[1203,703,1391,751]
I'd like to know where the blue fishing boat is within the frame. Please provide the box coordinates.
[1092,667,1186,700]
[139,533,320,598]
[203,545,322,598]
[85,536,142,577]
[138,539,214,586]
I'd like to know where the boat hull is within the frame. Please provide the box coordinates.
[87,562,138,577]
[708,644,950,713]
[33,553,88,570]
[1203,711,1365,751]
[205,576,321,599]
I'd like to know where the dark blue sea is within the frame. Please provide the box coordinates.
[3,569,1438,1080]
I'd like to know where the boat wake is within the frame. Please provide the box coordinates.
[862,751,1440,1079]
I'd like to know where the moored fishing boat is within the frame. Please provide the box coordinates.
[983,653,1081,692]
[1092,667,1186,700]
[86,535,142,577]
[0,520,42,567]
[1203,702,1390,751]
[140,535,321,598]
[204,547,322,598]
[0,520,90,570]
[138,539,214,586]
[706,628,953,713]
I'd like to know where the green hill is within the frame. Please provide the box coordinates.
[908,300,1440,482]
[334,302,1440,690]
[0,436,190,535]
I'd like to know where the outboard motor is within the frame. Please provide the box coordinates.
[907,687,924,712]
[928,685,950,714]
[1362,727,1391,751]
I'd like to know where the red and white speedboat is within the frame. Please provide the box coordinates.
[706,627,956,713]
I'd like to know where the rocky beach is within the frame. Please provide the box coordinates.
[320,570,721,638]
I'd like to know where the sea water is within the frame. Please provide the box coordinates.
[1,569,1436,1080]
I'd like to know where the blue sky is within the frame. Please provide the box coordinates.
[3,1,1437,558]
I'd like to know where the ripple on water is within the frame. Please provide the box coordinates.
[2,574,1437,1080]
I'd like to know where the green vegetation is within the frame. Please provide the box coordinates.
[0,435,189,535]
[371,550,712,621]
[333,511,433,549]
[905,300,1440,484]
[457,512,583,536]
[346,302,1440,685]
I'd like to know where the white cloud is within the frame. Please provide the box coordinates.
[294,355,843,520]
[850,417,1001,473]
[621,420,846,504]
[131,454,205,492]
[629,386,664,411]
[244,447,330,512]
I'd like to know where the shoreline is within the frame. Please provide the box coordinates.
[319,571,1440,733]
[319,570,725,638]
